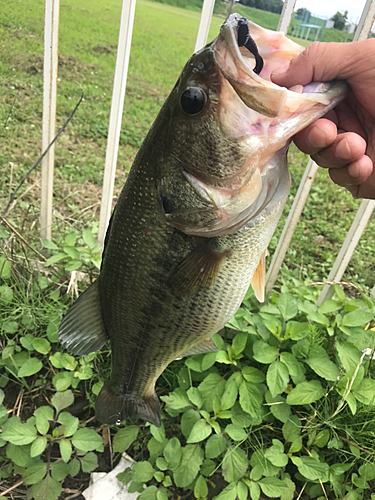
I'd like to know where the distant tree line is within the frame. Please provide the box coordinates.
[240,0,284,14]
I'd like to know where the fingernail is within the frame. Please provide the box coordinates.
[336,139,351,160]
[307,127,327,149]
[271,62,290,77]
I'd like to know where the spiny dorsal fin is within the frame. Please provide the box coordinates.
[176,337,218,359]
[167,241,230,296]
[58,280,108,356]
[251,251,266,303]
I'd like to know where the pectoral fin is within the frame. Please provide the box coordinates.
[168,241,230,296]
[251,251,266,303]
[176,337,218,359]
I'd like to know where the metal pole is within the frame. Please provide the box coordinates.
[277,0,297,34]
[40,0,60,241]
[194,0,216,53]
[98,0,137,245]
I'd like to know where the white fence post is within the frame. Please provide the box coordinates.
[277,0,297,34]
[194,0,216,53]
[98,0,137,246]
[40,0,60,241]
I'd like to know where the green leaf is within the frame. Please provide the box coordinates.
[160,388,191,411]
[232,332,248,355]
[156,457,168,470]
[43,239,59,250]
[59,440,72,463]
[336,342,362,376]
[23,462,47,485]
[282,416,302,443]
[34,407,52,436]
[83,229,98,249]
[2,418,37,445]
[258,477,288,497]
[202,352,217,371]
[3,321,19,334]
[187,387,203,409]
[72,428,103,452]
[150,424,165,443]
[181,408,201,439]
[80,451,98,473]
[157,487,168,500]
[249,481,261,500]
[205,433,227,459]
[113,425,139,453]
[264,439,288,467]
[51,390,74,415]
[292,456,329,480]
[194,475,208,498]
[307,311,329,327]
[132,461,156,482]
[305,344,339,381]
[173,444,204,488]
[57,412,79,437]
[187,419,212,443]
[198,373,226,412]
[341,310,373,327]
[279,352,305,384]
[164,437,181,470]
[18,357,43,378]
[267,360,289,397]
[353,379,375,405]
[51,461,70,481]
[45,253,66,266]
[319,299,340,314]
[6,443,35,467]
[241,366,265,383]
[237,481,248,500]
[286,380,325,405]
[215,482,237,500]
[138,486,158,499]
[30,436,47,457]
[239,379,262,417]
[221,378,238,411]
[222,447,248,482]
[31,474,61,500]
[32,338,51,355]
[278,293,298,321]
[265,392,291,423]
[225,424,247,441]
[252,341,278,364]
[285,321,310,341]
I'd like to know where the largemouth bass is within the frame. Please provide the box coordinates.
[59,15,347,427]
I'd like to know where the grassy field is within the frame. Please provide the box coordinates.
[0,0,373,288]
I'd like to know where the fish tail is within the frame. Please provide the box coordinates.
[95,380,161,427]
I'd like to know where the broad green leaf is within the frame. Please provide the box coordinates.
[157,488,168,500]
[202,352,217,371]
[319,299,340,314]
[237,481,248,500]
[239,379,262,417]
[30,436,47,457]
[3,321,18,334]
[187,419,212,443]
[173,444,204,488]
[307,311,329,327]
[232,332,248,355]
[72,428,103,452]
[194,475,208,498]
[52,372,74,392]
[264,440,288,467]
[241,366,265,383]
[113,425,139,453]
[305,344,339,381]
[43,239,59,250]
[160,388,191,411]
[138,486,158,499]
[285,321,310,341]
[51,461,70,481]
[200,458,216,477]
[164,437,181,470]
[6,443,35,467]
[222,447,248,482]
[258,477,288,497]
[225,424,247,441]
[0,285,13,303]
[156,457,168,471]
[353,379,375,405]
[221,378,238,411]
[31,474,61,500]
[205,433,227,459]
[45,253,66,266]
[341,310,373,327]
[57,412,79,437]
[181,408,201,439]
[267,360,289,397]
[252,341,278,364]
[65,259,83,272]
[187,387,203,409]
[32,338,51,355]
[59,440,72,463]
[336,342,362,376]
[18,358,43,378]
[51,390,74,415]
[278,293,298,321]
[279,352,305,385]
[80,452,99,473]
[329,463,354,476]
[286,380,325,405]
[150,424,165,443]
[265,392,291,423]
[23,462,47,485]
[358,462,375,481]
[215,482,237,500]
[132,461,156,482]
[34,407,53,436]
[147,437,165,459]
[250,449,280,477]
[249,481,261,500]
[313,429,330,448]
[2,418,36,445]
[282,416,302,443]
[198,373,226,412]
[292,456,329,481]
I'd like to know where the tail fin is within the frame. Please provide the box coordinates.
[95,380,161,427]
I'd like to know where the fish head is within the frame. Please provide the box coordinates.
[157,15,348,236]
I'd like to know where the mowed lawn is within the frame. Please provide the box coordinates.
[0,0,374,287]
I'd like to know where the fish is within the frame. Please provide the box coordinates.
[58,14,347,427]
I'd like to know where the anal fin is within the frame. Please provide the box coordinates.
[96,381,161,427]
[251,251,266,303]
[168,241,230,296]
[58,280,108,356]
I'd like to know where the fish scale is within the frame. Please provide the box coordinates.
[58,15,347,427]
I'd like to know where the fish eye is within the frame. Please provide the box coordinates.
[180,86,207,116]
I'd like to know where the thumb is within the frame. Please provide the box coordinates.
[271,41,360,88]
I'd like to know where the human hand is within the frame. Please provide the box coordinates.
[271,40,375,199]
